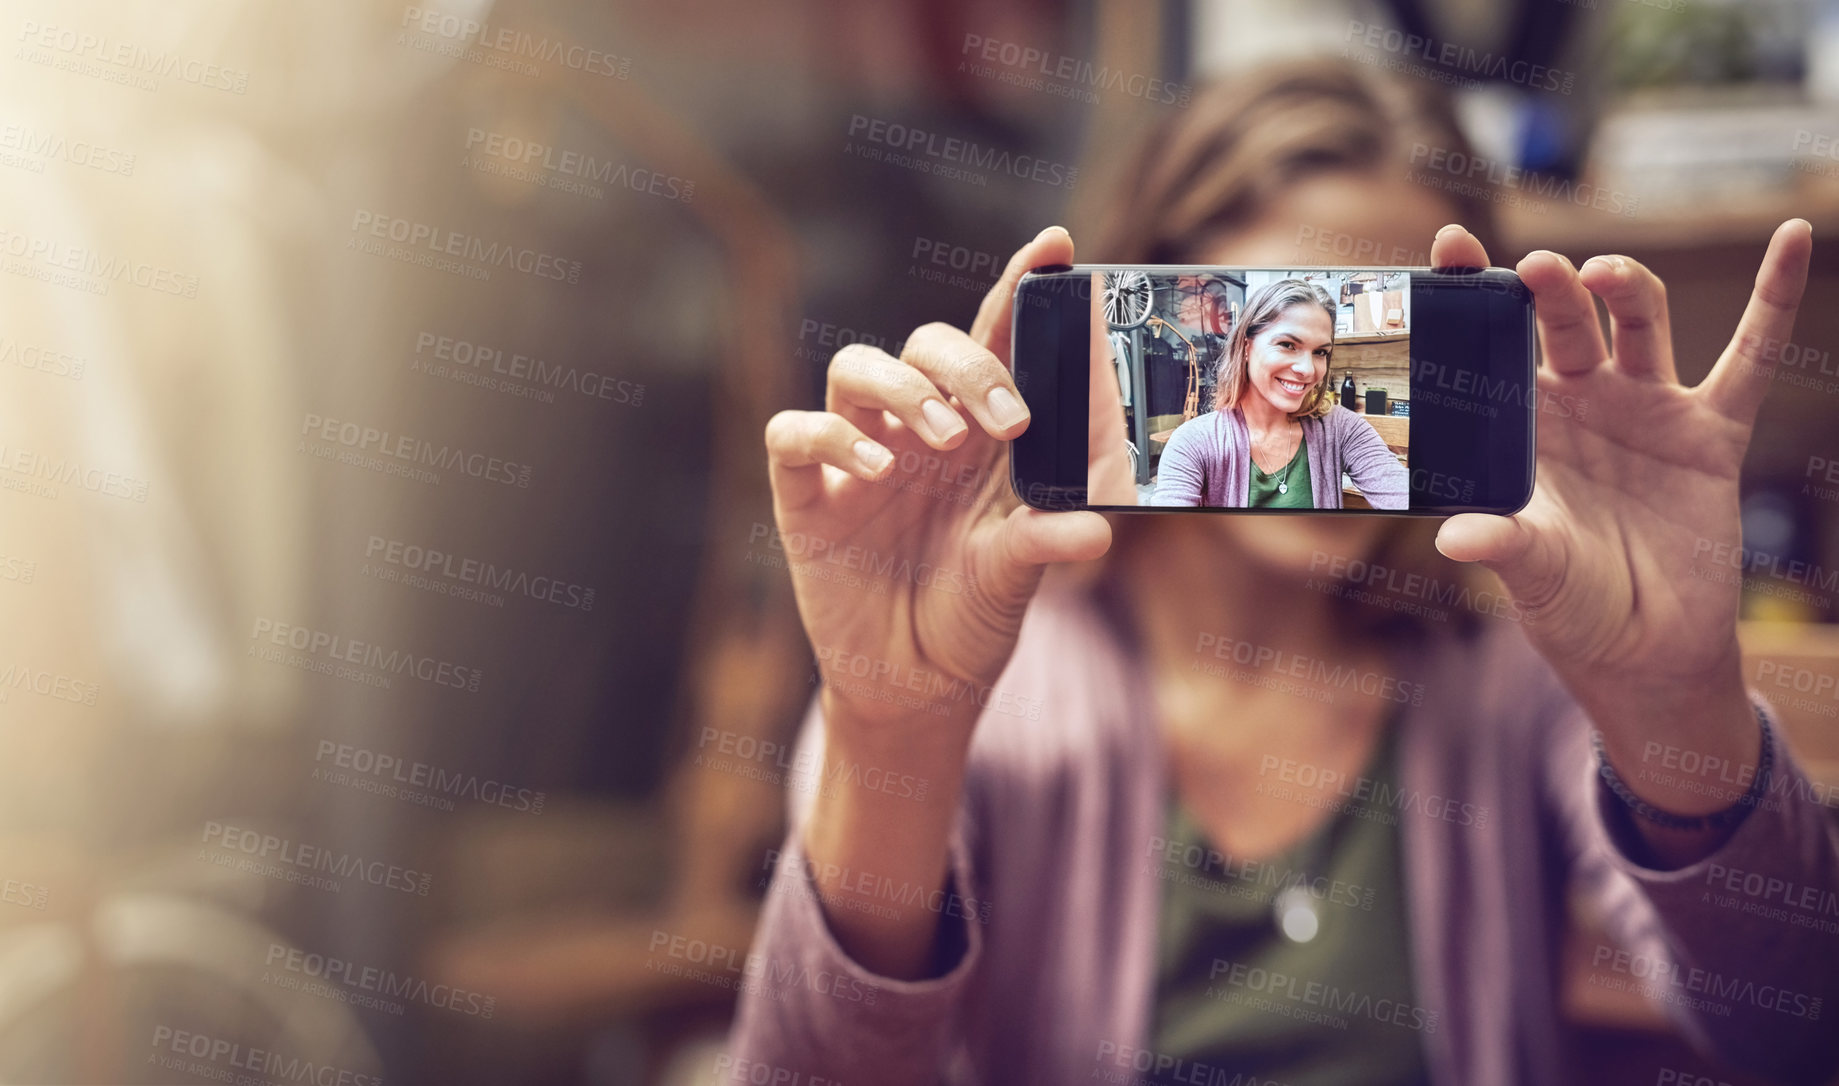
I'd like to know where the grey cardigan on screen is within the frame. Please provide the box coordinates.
[1152,404,1409,509]
[727,583,1839,1085]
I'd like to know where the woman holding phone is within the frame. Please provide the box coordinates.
[1150,277,1409,509]
[734,61,1839,1085]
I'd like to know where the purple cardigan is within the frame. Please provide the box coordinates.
[727,583,1839,1085]
[1152,405,1408,509]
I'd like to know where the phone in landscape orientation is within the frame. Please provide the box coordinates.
[1009,264,1537,516]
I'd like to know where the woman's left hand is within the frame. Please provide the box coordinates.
[1430,221,1813,860]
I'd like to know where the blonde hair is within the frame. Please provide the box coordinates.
[1214,278,1337,418]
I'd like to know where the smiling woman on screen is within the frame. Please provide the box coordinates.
[1150,277,1407,509]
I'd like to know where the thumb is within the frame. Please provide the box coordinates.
[972,507,1111,607]
[1005,507,1112,566]
[1435,513,1542,586]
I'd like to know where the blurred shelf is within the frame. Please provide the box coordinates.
[1501,92,1839,254]
[1500,177,1839,255]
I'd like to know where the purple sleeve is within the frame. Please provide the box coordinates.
[1149,417,1209,506]
[1335,410,1408,510]
[724,702,985,1085]
[1554,695,1839,1082]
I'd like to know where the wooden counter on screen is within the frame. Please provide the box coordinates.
[1353,411,1408,451]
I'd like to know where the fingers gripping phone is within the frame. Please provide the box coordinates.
[1009,265,1537,515]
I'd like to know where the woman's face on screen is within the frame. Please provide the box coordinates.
[1244,305,1332,415]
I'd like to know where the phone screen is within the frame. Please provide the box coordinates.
[1009,264,1536,516]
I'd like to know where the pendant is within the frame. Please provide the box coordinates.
[1277,482,1287,494]
[1274,886,1319,943]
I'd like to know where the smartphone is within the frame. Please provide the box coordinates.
[1009,264,1536,515]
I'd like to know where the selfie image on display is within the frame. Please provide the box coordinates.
[1099,268,1412,510]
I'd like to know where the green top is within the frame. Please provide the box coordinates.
[1144,725,1433,1086]
[1248,438,1313,508]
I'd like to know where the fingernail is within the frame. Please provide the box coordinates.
[1035,225,1069,242]
[1437,224,1462,237]
[921,398,966,441]
[854,440,891,472]
[987,386,1028,428]
[1579,255,1614,274]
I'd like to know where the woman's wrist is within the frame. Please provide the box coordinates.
[1595,702,1773,831]
[814,687,978,858]
[1575,655,1768,866]
[1584,664,1760,815]
[803,692,976,980]
[819,688,980,776]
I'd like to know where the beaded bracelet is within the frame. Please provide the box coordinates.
[1592,704,1775,832]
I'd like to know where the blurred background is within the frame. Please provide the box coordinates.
[2,0,1838,1082]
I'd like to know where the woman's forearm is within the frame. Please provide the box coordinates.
[798,695,977,980]
[1149,432,1206,505]
[1342,416,1408,508]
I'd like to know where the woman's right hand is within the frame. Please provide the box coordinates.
[762,227,1115,979]
[765,226,1113,743]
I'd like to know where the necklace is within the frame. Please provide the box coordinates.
[1250,423,1301,477]
[1256,440,1302,495]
